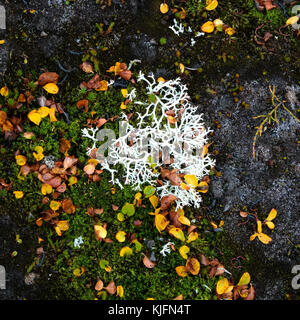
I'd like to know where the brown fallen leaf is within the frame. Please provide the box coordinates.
[161,195,177,211]
[62,198,75,214]
[76,99,89,113]
[244,285,255,300]
[105,281,116,295]
[185,258,200,275]
[63,156,78,169]
[56,182,67,193]
[95,279,104,291]
[161,168,182,186]
[80,62,94,74]
[38,72,59,86]
[143,254,156,269]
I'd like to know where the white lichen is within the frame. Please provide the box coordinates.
[169,19,185,36]
[160,242,175,257]
[82,72,215,209]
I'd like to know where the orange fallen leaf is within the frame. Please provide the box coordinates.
[143,254,156,268]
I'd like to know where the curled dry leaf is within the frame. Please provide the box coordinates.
[76,99,89,112]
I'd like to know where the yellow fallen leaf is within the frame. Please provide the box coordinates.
[28,110,42,126]
[33,151,44,161]
[41,184,53,195]
[0,86,9,96]
[206,0,218,11]
[120,246,133,257]
[149,195,159,209]
[13,191,24,199]
[117,212,125,222]
[286,16,299,26]
[179,245,189,259]
[121,89,128,97]
[49,107,57,122]
[160,3,169,14]
[225,27,235,36]
[43,83,59,94]
[178,215,191,226]
[155,214,170,233]
[201,21,215,33]
[37,107,50,118]
[257,233,272,244]
[180,182,190,191]
[184,174,198,187]
[185,258,200,275]
[216,278,229,295]
[265,221,275,230]
[175,265,188,277]
[116,231,126,242]
[73,266,85,277]
[266,208,277,222]
[257,220,262,234]
[250,233,258,241]
[55,220,69,236]
[157,77,166,83]
[186,231,198,243]
[237,272,251,286]
[94,225,107,239]
[116,285,124,297]
[50,200,61,211]
[15,155,27,166]
[68,176,78,186]
[179,63,185,73]
[169,227,185,242]
[198,181,209,193]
